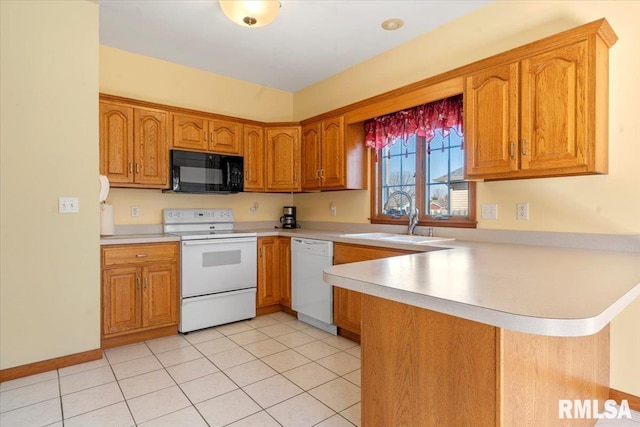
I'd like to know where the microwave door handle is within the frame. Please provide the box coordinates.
[227,162,231,187]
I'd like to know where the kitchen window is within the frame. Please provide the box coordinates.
[367,94,476,228]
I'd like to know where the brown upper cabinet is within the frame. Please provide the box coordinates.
[265,126,301,192]
[302,116,366,191]
[243,125,265,191]
[100,101,168,188]
[464,20,617,180]
[171,113,243,155]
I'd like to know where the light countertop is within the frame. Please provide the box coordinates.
[100,227,640,337]
[323,240,640,337]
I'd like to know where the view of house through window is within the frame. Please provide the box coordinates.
[366,94,475,227]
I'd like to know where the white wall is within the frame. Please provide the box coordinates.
[0,0,100,369]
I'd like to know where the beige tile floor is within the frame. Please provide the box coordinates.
[1,311,639,426]
[0,312,361,426]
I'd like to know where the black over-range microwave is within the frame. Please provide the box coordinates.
[165,150,244,194]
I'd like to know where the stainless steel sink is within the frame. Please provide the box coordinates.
[339,232,454,245]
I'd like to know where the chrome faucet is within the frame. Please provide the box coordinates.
[383,190,419,235]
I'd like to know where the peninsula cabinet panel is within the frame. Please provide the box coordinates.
[101,243,179,349]
[243,125,265,191]
[465,24,616,180]
[99,101,168,189]
[360,294,610,426]
[265,127,301,192]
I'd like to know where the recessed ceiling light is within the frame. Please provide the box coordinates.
[381,18,404,31]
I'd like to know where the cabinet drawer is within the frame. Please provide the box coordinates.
[102,243,178,267]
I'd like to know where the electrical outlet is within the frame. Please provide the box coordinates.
[481,203,497,220]
[58,197,79,214]
[517,202,529,220]
[131,206,139,217]
[330,203,337,216]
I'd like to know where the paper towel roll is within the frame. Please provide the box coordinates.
[100,204,115,236]
[99,175,110,203]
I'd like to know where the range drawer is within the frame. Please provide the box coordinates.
[102,243,178,267]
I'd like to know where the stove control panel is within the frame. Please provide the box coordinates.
[164,208,234,224]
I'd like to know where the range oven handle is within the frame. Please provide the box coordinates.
[182,237,257,246]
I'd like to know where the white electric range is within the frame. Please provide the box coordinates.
[163,209,257,333]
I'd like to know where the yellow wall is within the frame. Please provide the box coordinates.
[293,1,640,395]
[0,1,100,369]
[100,45,293,122]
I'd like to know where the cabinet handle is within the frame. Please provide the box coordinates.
[245,171,249,181]
[135,254,148,258]
[136,277,140,290]
[521,139,528,156]
[210,132,214,143]
[143,277,148,289]
[316,170,320,179]
[204,132,208,142]
[509,142,515,158]
[294,172,297,182]
[128,163,133,173]
[259,248,263,258]
[320,169,325,179]
[135,163,140,173]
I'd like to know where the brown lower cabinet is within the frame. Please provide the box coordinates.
[332,243,418,339]
[256,237,293,314]
[101,243,179,349]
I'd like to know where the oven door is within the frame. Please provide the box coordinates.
[181,237,257,297]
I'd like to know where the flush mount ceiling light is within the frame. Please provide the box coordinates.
[381,18,404,31]
[220,0,281,28]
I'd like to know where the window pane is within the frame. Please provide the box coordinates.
[380,135,417,216]
[424,130,468,217]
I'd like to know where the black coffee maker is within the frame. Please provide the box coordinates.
[280,206,297,229]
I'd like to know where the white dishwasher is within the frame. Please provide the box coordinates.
[291,238,337,334]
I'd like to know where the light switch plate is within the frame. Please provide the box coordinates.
[481,204,497,220]
[58,197,79,214]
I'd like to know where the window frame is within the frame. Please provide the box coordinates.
[370,130,477,229]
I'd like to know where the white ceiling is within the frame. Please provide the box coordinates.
[99,0,491,92]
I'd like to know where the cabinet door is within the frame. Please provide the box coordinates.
[301,122,322,190]
[278,237,292,309]
[520,41,588,173]
[100,102,134,184]
[134,108,168,187]
[320,116,345,188]
[257,237,281,307]
[265,127,301,192]
[102,267,141,335]
[142,263,178,328]
[171,113,208,151]
[464,63,520,178]
[333,288,362,335]
[243,125,265,191]
[209,119,243,155]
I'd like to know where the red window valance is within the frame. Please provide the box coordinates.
[364,94,463,158]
